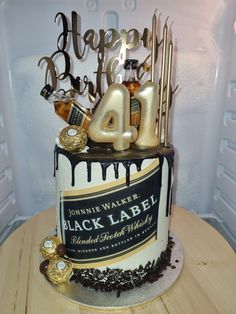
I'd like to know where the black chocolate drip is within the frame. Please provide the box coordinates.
[54,145,174,192]
[122,161,131,186]
[101,162,111,181]
[113,162,119,179]
[54,147,57,177]
[87,161,92,182]
[165,156,174,217]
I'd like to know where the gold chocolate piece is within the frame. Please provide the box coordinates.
[40,236,61,260]
[47,256,73,285]
[59,125,88,152]
[88,84,138,151]
[134,81,159,148]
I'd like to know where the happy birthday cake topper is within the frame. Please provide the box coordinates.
[39,9,177,150]
[38,11,174,99]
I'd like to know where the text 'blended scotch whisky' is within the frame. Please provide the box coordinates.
[40,85,92,130]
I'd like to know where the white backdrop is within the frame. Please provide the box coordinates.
[0,0,235,223]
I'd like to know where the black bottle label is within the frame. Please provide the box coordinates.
[59,160,161,266]
[67,103,85,126]
[131,97,140,114]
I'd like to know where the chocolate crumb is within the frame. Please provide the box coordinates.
[70,236,175,297]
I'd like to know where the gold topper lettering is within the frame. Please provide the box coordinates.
[38,10,162,105]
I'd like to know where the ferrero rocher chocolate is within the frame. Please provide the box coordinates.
[40,236,61,260]
[47,256,73,285]
[59,125,88,152]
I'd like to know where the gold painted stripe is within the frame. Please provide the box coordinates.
[72,233,157,269]
[64,159,159,198]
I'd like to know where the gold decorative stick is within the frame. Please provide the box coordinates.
[164,40,173,147]
[151,9,157,82]
[158,22,168,145]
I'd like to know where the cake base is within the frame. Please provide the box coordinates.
[44,232,183,310]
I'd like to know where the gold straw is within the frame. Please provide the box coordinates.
[151,9,157,82]
[158,22,168,145]
[164,40,173,147]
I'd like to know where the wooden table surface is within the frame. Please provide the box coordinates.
[1,206,236,314]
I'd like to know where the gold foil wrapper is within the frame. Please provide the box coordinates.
[47,256,73,285]
[40,236,61,260]
[59,125,88,152]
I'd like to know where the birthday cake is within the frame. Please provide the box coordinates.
[53,140,174,293]
[38,9,177,298]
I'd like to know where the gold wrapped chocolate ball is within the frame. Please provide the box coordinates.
[40,236,61,260]
[47,256,73,285]
[59,125,88,152]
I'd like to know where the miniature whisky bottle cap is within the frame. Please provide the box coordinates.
[40,236,61,260]
[59,125,88,152]
[47,256,73,285]
[40,84,55,100]
[124,59,139,69]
